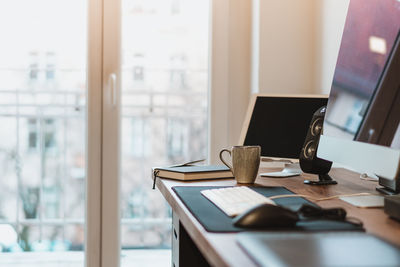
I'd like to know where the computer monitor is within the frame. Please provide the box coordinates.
[317,0,400,193]
[239,94,328,161]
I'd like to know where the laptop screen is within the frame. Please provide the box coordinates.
[240,95,328,159]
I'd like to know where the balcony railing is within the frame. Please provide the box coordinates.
[0,67,207,251]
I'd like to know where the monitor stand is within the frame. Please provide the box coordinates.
[376,186,398,195]
[304,174,337,185]
[260,163,301,178]
[376,175,400,195]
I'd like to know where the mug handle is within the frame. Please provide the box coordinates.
[219,149,233,174]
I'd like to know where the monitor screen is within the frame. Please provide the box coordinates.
[324,0,400,147]
[240,95,328,159]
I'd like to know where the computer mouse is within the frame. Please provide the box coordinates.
[233,203,299,229]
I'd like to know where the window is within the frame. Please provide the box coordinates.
[169,54,187,89]
[130,117,151,157]
[167,118,187,159]
[45,52,56,81]
[29,52,39,82]
[120,0,210,253]
[0,0,88,263]
[27,119,56,150]
[44,119,56,149]
[344,99,364,134]
[0,0,237,264]
[132,54,144,81]
[171,0,181,15]
[133,66,144,81]
[28,119,38,149]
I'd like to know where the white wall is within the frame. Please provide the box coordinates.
[209,0,252,163]
[257,0,349,95]
[314,0,349,93]
[258,0,316,94]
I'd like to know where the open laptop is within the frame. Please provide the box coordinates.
[239,94,328,177]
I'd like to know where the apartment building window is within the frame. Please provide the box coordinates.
[43,119,56,149]
[171,0,181,15]
[132,53,145,81]
[344,99,364,134]
[28,119,38,149]
[131,117,150,157]
[167,119,188,159]
[133,66,144,81]
[29,63,39,81]
[169,54,187,89]
[46,52,56,81]
[29,52,39,81]
[27,119,56,150]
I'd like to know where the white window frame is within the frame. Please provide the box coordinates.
[86,0,104,266]
[86,0,122,266]
[101,0,122,266]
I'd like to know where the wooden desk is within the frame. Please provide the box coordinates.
[155,167,400,267]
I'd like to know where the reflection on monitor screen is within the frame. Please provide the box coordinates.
[324,0,400,146]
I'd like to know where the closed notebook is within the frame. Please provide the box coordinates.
[154,165,234,180]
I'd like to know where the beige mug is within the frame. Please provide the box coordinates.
[219,146,261,183]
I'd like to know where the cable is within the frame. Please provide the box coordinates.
[269,192,377,202]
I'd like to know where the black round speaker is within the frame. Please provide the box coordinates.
[311,118,323,136]
[299,106,337,185]
[303,140,316,159]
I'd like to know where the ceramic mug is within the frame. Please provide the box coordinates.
[219,145,261,183]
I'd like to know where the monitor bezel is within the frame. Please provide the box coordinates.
[318,135,400,180]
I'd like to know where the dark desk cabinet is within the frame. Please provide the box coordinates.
[172,212,210,267]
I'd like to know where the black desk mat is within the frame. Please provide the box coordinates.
[172,186,365,233]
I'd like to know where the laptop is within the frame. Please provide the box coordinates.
[239,94,328,176]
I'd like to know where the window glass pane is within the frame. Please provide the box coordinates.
[120,0,210,257]
[0,0,87,265]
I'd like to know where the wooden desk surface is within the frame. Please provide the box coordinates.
[155,167,400,267]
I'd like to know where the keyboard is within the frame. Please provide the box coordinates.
[201,186,276,217]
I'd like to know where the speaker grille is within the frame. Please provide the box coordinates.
[303,140,316,159]
[311,118,323,136]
